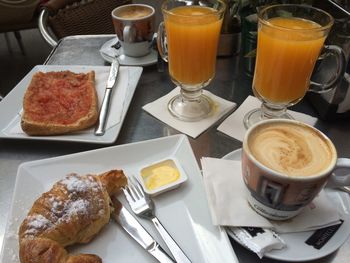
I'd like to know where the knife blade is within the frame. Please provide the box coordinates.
[111,196,175,263]
[94,58,120,136]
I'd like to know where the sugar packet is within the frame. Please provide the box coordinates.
[227,227,286,258]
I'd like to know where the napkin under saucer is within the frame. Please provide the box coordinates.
[142,87,236,138]
[201,157,342,234]
[217,95,318,142]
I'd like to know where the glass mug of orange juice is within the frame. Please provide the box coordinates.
[244,4,346,128]
[157,0,226,121]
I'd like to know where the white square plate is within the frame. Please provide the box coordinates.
[0,135,238,263]
[0,65,142,144]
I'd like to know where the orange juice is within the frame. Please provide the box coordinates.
[164,6,223,86]
[253,17,326,104]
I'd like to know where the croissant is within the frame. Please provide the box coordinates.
[18,169,127,263]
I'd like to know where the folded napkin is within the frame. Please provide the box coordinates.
[201,157,342,233]
[143,87,236,138]
[5,67,130,135]
[217,95,318,142]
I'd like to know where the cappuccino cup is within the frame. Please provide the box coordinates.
[111,4,155,57]
[242,119,350,220]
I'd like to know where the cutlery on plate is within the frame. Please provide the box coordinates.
[111,196,175,263]
[94,58,120,136]
[123,176,192,263]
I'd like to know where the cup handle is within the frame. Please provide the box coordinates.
[157,21,168,62]
[327,158,350,187]
[123,25,136,43]
[309,45,346,94]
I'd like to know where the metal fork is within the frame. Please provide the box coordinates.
[123,176,191,263]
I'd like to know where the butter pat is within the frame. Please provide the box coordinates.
[143,164,180,190]
[140,159,187,196]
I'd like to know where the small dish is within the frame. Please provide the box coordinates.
[138,158,188,196]
[99,37,158,66]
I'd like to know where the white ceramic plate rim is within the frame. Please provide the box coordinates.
[0,65,142,144]
[0,135,238,263]
[223,148,350,262]
[99,37,158,66]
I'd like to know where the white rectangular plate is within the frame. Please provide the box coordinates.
[0,65,142,144]
[0,134,238,263]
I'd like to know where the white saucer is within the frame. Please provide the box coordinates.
[99,37,158,66]
[223,149,350,262]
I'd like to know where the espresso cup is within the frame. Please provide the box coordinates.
[242,119,350,220]
[111,4,155,57]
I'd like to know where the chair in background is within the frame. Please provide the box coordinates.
[0,0,40,54]
[38,0,131,47]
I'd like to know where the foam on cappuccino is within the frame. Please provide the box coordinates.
[248,122,334,177]
[117,6,152,19]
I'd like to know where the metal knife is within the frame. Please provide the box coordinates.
[94,58,120,136]
[111,196,175,263]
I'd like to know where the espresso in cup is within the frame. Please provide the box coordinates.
[242,119,350,220]
[112,4,155,57]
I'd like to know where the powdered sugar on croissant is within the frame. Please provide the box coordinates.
[18,170,127,263]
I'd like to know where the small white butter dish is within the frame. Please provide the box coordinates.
[138,158,188,196]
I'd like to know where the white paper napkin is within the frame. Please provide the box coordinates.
[6,67,129,135]
[201,157,342,233]
[217,95,318,142]
[142,87,236,138]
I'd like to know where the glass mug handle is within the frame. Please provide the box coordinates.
[309,45,346,93]
[157,22,168,62]
[327,158,350,187]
